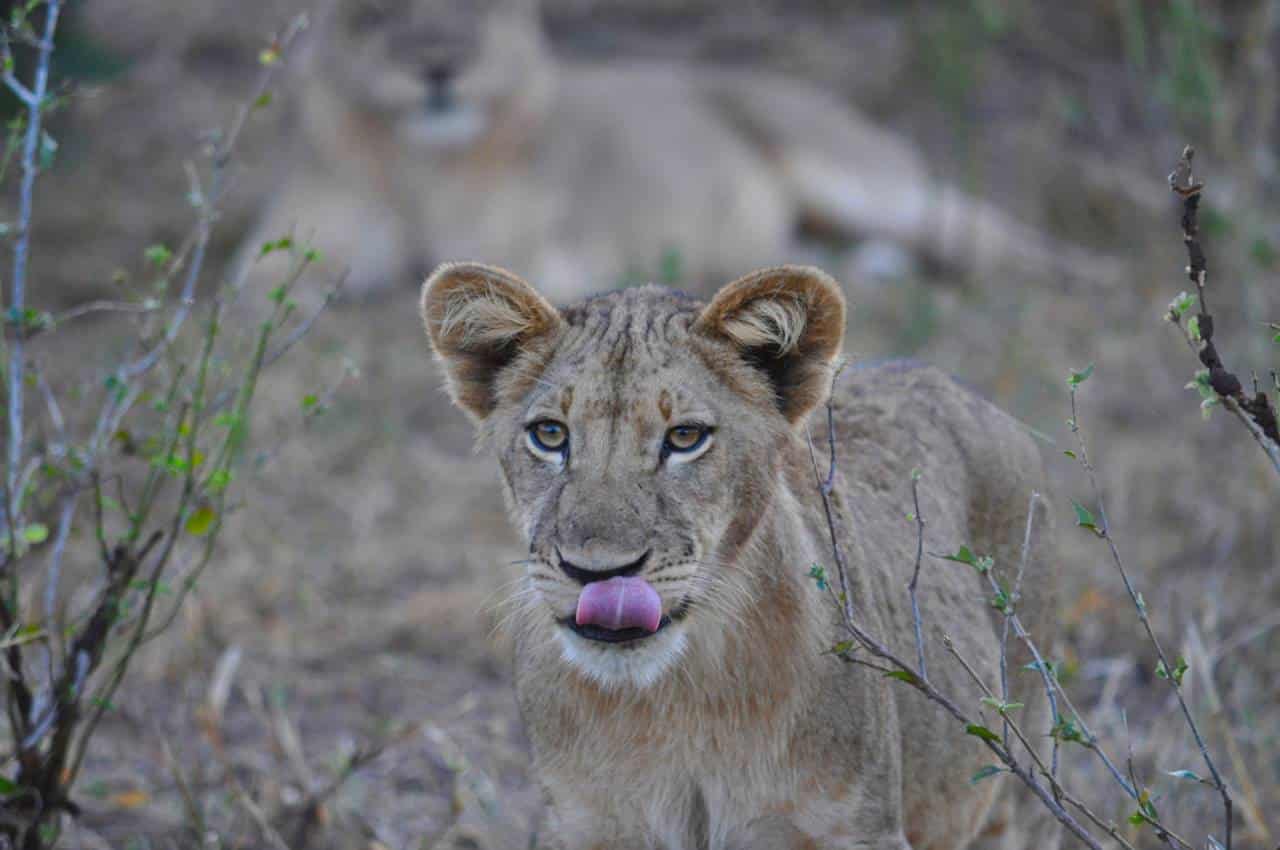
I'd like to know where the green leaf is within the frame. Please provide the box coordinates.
[184,506,216,537]
[937,545,977,567]
[825,640,855,656]
[0,776,18,795]
[806,564,827,591]
[143,243,172,267]
[1071,499,1102,535]
[1155,656,1189,686]
[1062,449,1076,459]
[1187,315,1201,341]
[1167,769,1203,784]
[1051,717,1087,745]
[965,724,1001,744]
[38,130,57,170]
[1067,363,1094,387]
[253,91,273,109]
[1023,659,1060,679]
[1167,291,1195,319]
[980,697,1024,714]
[20,523,48,544]
[301,393,319,411]
[970,765,1006,785]
[990,585,1012,614]
[884,669,921,686]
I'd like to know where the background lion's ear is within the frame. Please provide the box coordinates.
[420,262,563,421]
[694,266,846,424]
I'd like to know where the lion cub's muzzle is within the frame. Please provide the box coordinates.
[552,546,690,646]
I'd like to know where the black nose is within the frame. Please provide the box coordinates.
[424,63,456,112]
[557,549,650,586]
[425,62,454,88]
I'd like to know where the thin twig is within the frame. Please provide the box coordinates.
[1069,385,1234,847]
[3,0,61,534]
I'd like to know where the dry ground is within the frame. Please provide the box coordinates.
[6,2,1278,848]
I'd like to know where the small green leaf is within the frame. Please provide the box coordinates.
[806,564,827,591]
[1155,656,1189,686]
[301,393,318,411]
[143,243,172,267]
[1067,363,1094,387]
[937,545,977,567]
[1071,499,1101,535]
[1062,449,1076,459]
[1051,717,1087,744]
[965,724,1001,744]
[980,697,1024,714]
[0,776,18,795]
[253,91,273,109]
[1167,769,1203,784]
[1023,659,1060,679]
[1187,315,1201,341]
[184,506,216,537]
[38,130,57,170]
[884,669,922,686]
[970,765,1006,785]
[1167,291,1195,319]
[826,640,855,656]
[20,523,48,544]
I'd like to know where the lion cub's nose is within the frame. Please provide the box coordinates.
[556,547,650,586]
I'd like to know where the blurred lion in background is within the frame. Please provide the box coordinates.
[239,0,1121,302]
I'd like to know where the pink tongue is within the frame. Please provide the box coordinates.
[575,576,663,633]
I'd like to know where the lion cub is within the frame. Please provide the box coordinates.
[421,262,1062,849]
[241,0,1119,302]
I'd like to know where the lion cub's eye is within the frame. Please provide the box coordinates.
[664,424,710,454]
[528,420,569,453]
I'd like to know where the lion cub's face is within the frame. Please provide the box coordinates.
[319,0,548,149]
[421,265,845,688]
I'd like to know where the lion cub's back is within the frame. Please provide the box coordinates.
[833,358,1054,627]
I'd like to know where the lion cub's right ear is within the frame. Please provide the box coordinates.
[420,262,563,421]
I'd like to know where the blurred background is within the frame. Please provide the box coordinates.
[8,0,1278,847]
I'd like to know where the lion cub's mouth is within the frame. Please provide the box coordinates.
[557,575,691,645]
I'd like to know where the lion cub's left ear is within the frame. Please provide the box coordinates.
[694,266,846,424]
[421,262,563,422]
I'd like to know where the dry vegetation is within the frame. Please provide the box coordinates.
[1,1,1277,848]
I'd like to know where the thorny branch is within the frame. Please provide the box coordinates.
[1167,145,1280,478]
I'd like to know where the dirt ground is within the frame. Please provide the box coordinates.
[5,1,1279,848]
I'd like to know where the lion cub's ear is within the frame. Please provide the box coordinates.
[694,266,846,424]
[421,262,563,421]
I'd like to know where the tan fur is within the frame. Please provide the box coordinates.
[237,0,1121,303]
[421,262,1063,849]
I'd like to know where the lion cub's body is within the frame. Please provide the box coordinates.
[516,362,1055,850]
[421,264,1060,849]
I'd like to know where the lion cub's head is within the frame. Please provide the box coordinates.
[421,265,845,687]
[312,0,551,150]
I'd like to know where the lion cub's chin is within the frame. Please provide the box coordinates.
[556,625,689,691]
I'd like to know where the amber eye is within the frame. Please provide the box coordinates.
[664,424,710,454]
[528,420,569,453]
